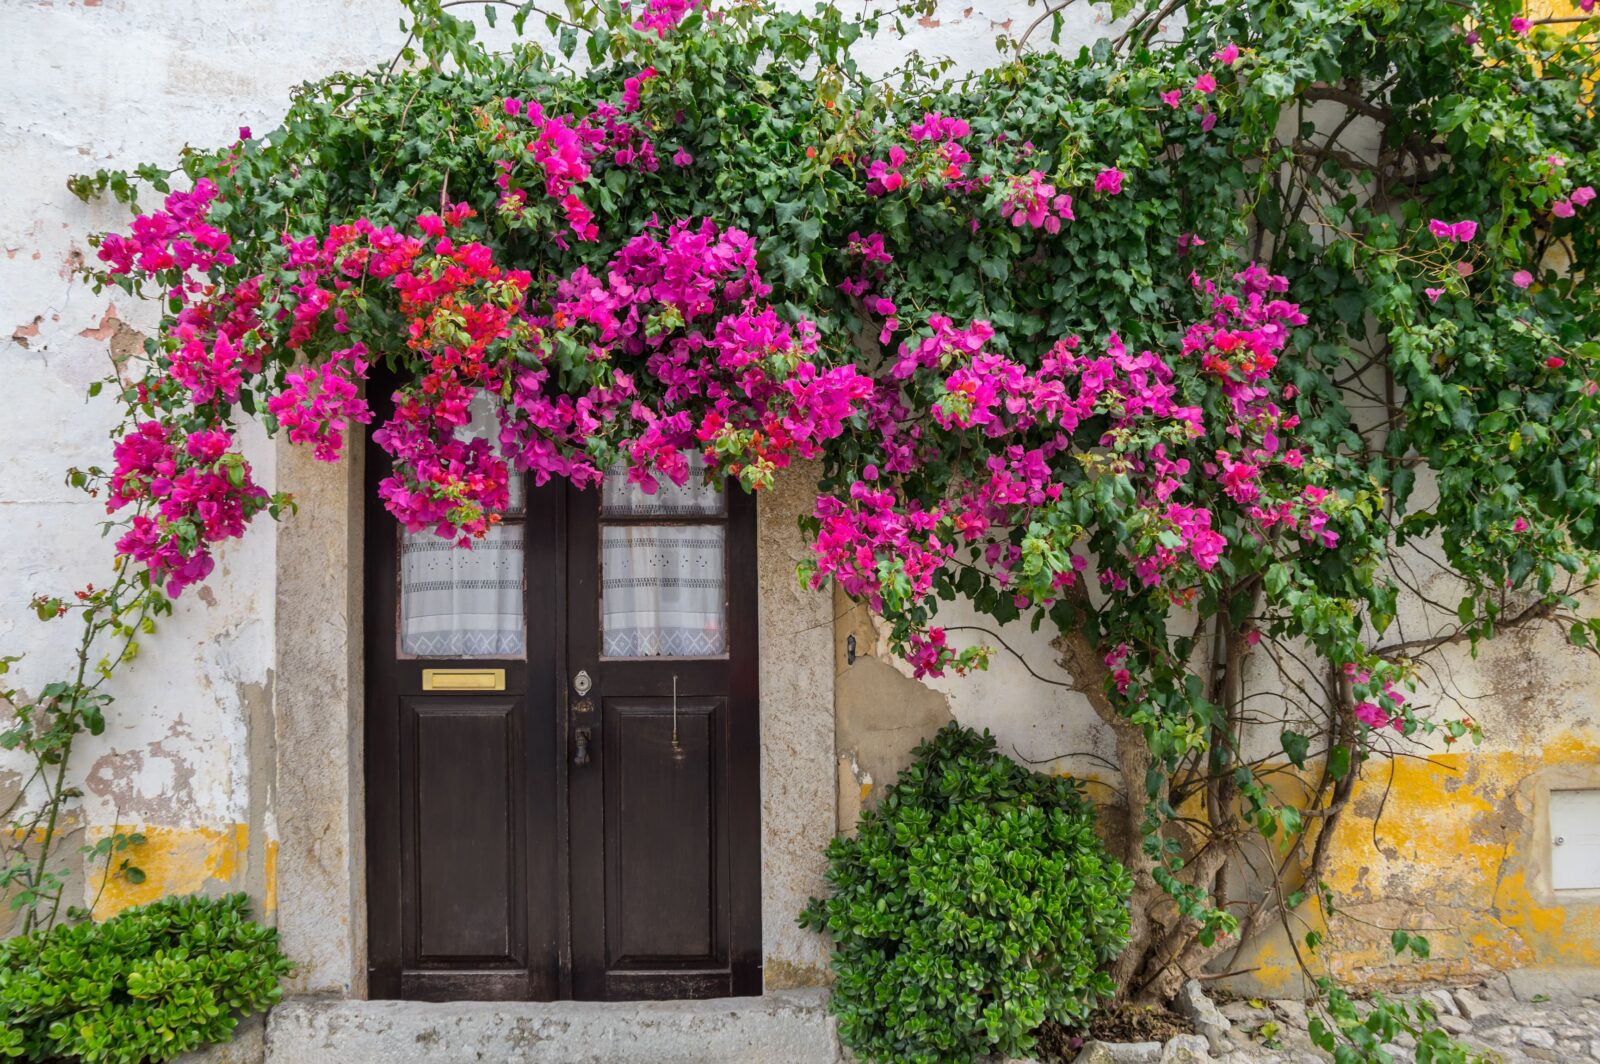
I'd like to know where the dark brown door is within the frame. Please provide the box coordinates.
[365,398,761,1002]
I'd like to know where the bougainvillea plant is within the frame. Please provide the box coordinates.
[10,0,1598,1053]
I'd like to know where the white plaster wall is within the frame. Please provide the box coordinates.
[0,0,406,894]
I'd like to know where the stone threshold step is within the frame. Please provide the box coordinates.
[266,989,842,1064]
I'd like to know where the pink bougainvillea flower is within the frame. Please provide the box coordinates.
[1094,168,1125,195]
[238,126,252,140]
[1553,199,1576,218]
[906,111,971,143]
[1572,186,1596,207]
[107,420,272,597]
[1513,270,1534,289]
[1000,171,1074,232]
[1546,356,1567,369]
[672,147,694,167]
[267,343,373,462]
[865,145,908,195]
[1456,260,1474,277]
[1160,89,1182,108]
[1510,15,1532,33]
[622,66,657,112]
[1194,72,1218,94]
[1354,701,1401,731]
[1581,0,1595,12]
[1425,287,1446,303]
[1201,113,1218,132]
[1213,42,1240,64]
[1429,218,1477,242]
[632,0,698,35]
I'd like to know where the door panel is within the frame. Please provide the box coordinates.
[411,699,520,961]
[366,398,759,1002]
[606,697,719,965]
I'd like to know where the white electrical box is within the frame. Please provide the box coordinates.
[1551,789,1600,891]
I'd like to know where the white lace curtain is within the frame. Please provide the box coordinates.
[600,525,727,657]
[600,454,728,658]
[400,523,526,657]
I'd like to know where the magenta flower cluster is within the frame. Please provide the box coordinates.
[795,257,1339,678]
[1000,171,1075,231]
[108,422,270,597]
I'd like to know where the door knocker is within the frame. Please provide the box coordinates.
[670,674,683,757]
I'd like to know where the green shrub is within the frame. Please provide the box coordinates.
[0,892,291,1062]
[800,724,1132,1064]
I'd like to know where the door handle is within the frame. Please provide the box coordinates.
[573,727,593,767]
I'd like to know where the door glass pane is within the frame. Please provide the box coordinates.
[601,525,727,657]
[401,522,525,658]
[601,451,724,517]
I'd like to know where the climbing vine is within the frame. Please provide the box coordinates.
[3,0,1597,1054]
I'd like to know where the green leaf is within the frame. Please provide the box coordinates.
[1327,745,1351,781]
[1280,730,1310,769]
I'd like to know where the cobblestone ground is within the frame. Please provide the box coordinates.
[1208,977,1600,1064]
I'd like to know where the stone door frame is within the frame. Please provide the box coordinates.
[269,440,837,997]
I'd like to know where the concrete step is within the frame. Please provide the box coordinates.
[265,989,841,1063]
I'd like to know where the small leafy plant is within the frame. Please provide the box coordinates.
[800,724,1132,1064]
[0,893,291,1063]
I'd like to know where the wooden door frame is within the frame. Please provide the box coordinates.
[361,424,763,1001]
[269,428,839,1000]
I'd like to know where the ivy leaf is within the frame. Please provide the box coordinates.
[1280,730,1310,768]
[1327,745,1351,781]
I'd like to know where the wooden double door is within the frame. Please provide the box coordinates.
[364,415,762,1002]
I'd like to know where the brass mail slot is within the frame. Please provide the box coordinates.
[422,668,506,692]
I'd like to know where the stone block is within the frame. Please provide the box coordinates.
[1422,989,1458,1017]
[1452,989,1494,1021]
[265,992,841,1064]
[1172,980,1231,1054]
[1505,968,1600,1008]
[1074,1039,1164,1064]
[1158,1033,1215,1064]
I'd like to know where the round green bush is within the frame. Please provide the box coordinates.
[0,892,291,1063]
[800,723,1132,1064]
